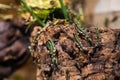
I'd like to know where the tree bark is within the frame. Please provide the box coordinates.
[30,23,120,80]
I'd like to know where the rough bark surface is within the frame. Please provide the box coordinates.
[31,23,120,80]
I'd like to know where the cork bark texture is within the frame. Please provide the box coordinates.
[30,22,120,80]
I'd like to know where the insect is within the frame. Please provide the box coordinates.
[74,33,83,51]
[46,39,58,66]
[95,28,101,47]
[28,29,41,55]
[74,22,93,46]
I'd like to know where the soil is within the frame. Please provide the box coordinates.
[30,22,120,80]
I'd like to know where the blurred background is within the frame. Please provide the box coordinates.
[0,0,120,80]
[84,0,120,29]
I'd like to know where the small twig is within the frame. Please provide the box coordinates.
[66,69,70,80]
[79,8,85,27]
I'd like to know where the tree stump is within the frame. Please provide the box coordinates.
[30,23,120,80]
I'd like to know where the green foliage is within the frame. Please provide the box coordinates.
[33,9,51,19]
[21,0,46,27]
[59,0,68,20]
[26,0,60,9]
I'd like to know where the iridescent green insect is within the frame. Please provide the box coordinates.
[95,28,101,46]
[28,29,41,55]
[33,29,41,44]
[46,39,54,54]
[46,39,58,65]
[74,33,83,51]
[74,22,93,46]
[74,22,86,36]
